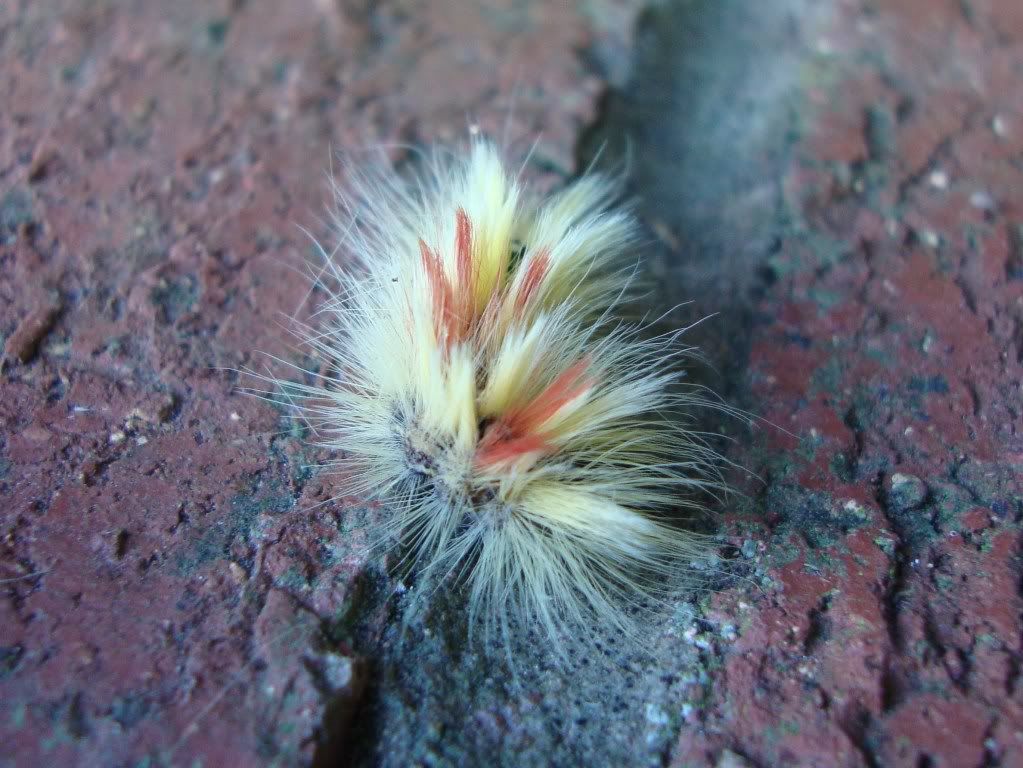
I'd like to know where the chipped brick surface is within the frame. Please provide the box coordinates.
[663,1,1023,765]
[2,0,1021,766]
[0,1,623,765]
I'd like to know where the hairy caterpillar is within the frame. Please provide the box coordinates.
[263,139,725,653]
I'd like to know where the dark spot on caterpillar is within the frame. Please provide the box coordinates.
[403,442,437,478]
[507,242,527,273]
[454,491,508,534]
[470,485,497,505]
[393,401,454,481]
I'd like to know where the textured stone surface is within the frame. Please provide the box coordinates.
[2,0,1022,766]
[0,1,623,765]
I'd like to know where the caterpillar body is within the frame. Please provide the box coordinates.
[280,140,723,651]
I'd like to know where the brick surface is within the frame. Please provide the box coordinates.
[1,1,1021,766]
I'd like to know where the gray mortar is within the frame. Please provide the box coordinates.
[579,0,835,393]
[343,2,837,766]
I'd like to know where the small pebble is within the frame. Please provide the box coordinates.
[928,169,949,189]
[992,114,1008,138]
[970,190,996,211]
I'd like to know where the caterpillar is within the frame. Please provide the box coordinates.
[264,139,725,653]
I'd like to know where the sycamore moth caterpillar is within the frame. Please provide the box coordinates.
[262,139,725,653]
